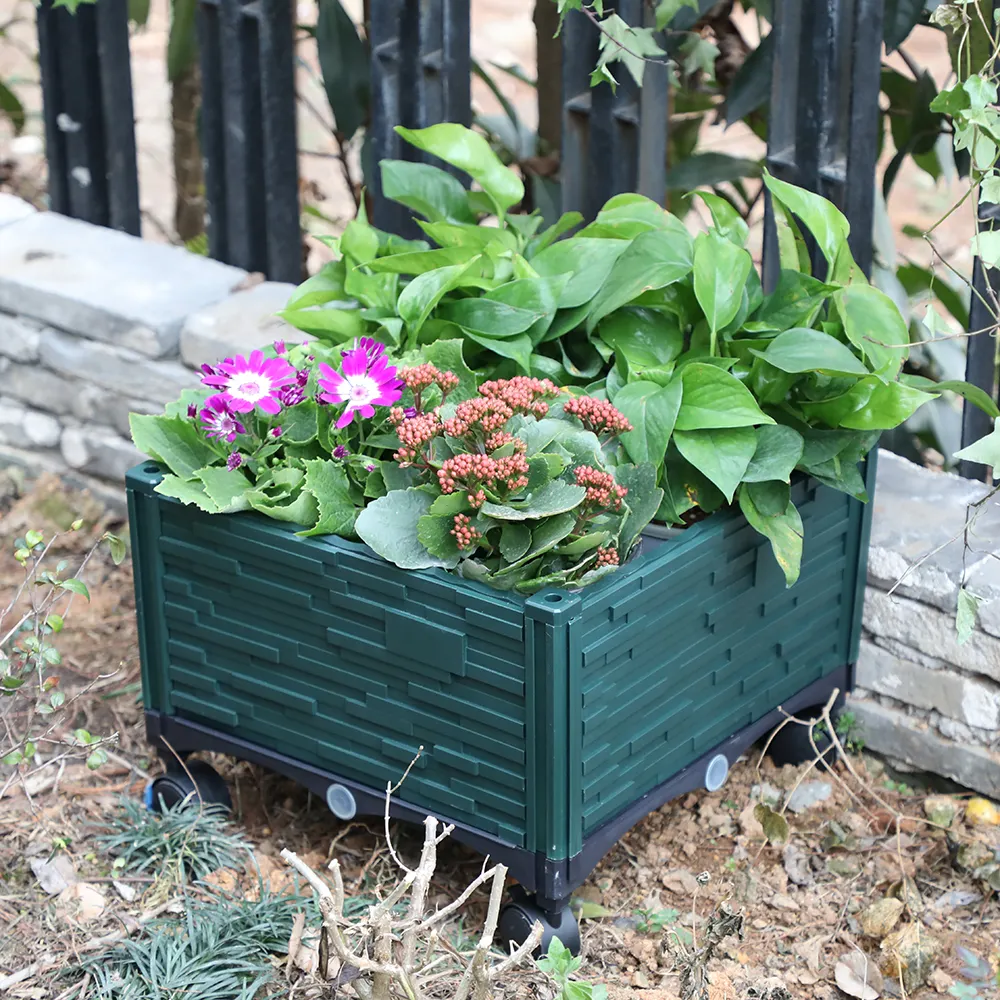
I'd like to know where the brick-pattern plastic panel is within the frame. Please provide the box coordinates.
[127,462,870,863]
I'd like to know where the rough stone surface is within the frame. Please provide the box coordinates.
[0,360,77,415]
[0,212,247,358]
[23,410,62,448]
[71,383,162,438]
[846,696,1000,798]
[0,397,28,447]
[863,588,1000,684]
[867,451,1000,612]
[0,313,44,362]
[0,193,37,228]
[856,639,1000,730]
[40,328,199,405]
[60,425,144,483]
[179,281,297,370]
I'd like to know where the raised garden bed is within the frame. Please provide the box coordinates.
[127,454,875,946]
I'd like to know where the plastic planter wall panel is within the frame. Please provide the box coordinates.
[128,462,870,870]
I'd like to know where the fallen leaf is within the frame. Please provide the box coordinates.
[964,797,1000,826]
[835,951,883,1000]
[576,899,613,919]
[56,882,106,922]
[860,898,904,938]
[879,923,939,993]
[932,889,981,910]
[754,804,789,845]
[887,876,924,916]
[795,934,826,973]
[739,801,764,838]
[827,856,862,878]
[30,855,77,896]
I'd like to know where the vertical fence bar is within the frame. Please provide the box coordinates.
[36,0,140,235]
[560,0,667,221]
[196,0,298,279]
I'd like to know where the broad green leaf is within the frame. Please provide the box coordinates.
[616,379,683,466]
[752,328,869,376]
[499,522,532,561]
[900,376,1000,418]
[753,803,791,844]
[744,270,837,333]
[316,0,369,141]
[341,218,380,265]
[280,303,364,342]
[839,379,936,430]
[530,238,630,308]
[494,512,577,574]
[367,246,481,274]
[247,487,319,526]
[356,488,459,569]
[284,259,348,310]
[769,198,811,274]
[614,462,663,552]
[743,426,804,484]
[464,331,533,374]
[971,229,1000,270]
[692,230,753,338]
[675,364,774,430]
[954,420,1000,470]
[195,467,253,513]
[419,220,519,252]
[279,401,320,445]
[692,190,749,246]
[598,307,684,369]
[579,193,691,239]
[957,588,982,645]
[429,492,472,516]
[739,490,804,588]
[298,459,358,537]
[674,426,756,502]
[763,170,850,267]
[835,284,908,377]
[60,578,91,600]
[586,229,695,331]
[441,279,551,337]
[526,211,585,257]
[745,479,790,517]
[481,480,586,521]
[379,159,476,223]
[556,531,612,557]
[421,339,480,401]
[155,474,221,512]
[130,413,217,479]
[397,260,480,338]
[417,514,464,560]
[395,123,524,213]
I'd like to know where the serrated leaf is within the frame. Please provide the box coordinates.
[130,413,218,479]
[298,459,358,537]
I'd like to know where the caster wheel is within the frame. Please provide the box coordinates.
[498,887,580,956]
[147,760,231,813]
[766,703,840,767]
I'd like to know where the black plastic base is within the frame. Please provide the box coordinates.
[144,662,851,918]
[148,758,232,812]
[499,885,580,956]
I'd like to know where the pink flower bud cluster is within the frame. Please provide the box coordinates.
[450,513,482,550]
[479,376,559,418]
[563,396,633,437]
[442,397,513,437]
[574,465,628,512]
[437,452,530,508]
[393,411,441,465]
[484,431,527,453]
[596,546,619,568]
[399,364,460,396]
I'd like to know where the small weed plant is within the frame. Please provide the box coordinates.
[537,938,608,1000]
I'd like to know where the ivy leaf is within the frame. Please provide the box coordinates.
[957,588,982,645]
[971,229,1000,270]
[754,804,790,845]
[955,419,1000,470]
[980,174,1000,205]
[655,0,699,29]
[591,13,665,90]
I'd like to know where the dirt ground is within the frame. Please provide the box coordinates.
[1,474,998,999]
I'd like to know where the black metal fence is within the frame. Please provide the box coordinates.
[32,0,997,477]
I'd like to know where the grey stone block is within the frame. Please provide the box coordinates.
[71,383,163,437]
[60,425,144,483]
[179,281,297,370]
[867,450,1000,612]
[846,695,1000,798]
[0,193,37,228]
[0,313,44,362]
[0,396,28,447]
[0,212,247,358]
[863,587,1000,683]
[39,328,199,405]
[0,360,77,415]
[23,410,62,449]
[855,638,1000,730]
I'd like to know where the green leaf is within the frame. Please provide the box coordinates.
[316,0,369,142]
[397,260,480,338]
[355,488,459,569]
[957,587,982,645]
[655,0,699,29]
[297,459,358,537]
[46,613,65,633]
[60,578,90,600]
[280,303,364,342]
[723,29,773,123]
[591,13,666,89]
[972,229,1000,270]
[955,420,1000,469]
[666,153,761,192]
[835,284,908,377]
[155,474,220,512]
[480,480,587,521]
[367,246,481,274]
[586,229,695,331]
[441,281,549,337]
[692,190,749,246]
[752,328,869,376]
[839,379,936,430]
[464,331,533,374]
[395,123,524,214]
[753,803,791,844]
[763,171,850,267]
[499,522,532,561]
[86,748,108,770]
[247,487,319,526]
[494,512,578,574]
[883,0,925,50]
[740,489,803,587]
[530,238,629,309]
[745,479,790,517]
[130,413,218,479]
[579,193,691,240]
[674,427,756,502]
[420,339,480,402]
[194,467,252,513]
[557,532,611,556]
[617,379,683,467]
[417,514,464,560]
[2,750,23,766]
[0,78,25,136]
[379,160,476,224]
[692,230,754,338]
[615,462,665,552]
[743,426,804,484]
[598,307,684,369]
[675,363,774,430]
[744,270,838,333]
[285,260,349,310]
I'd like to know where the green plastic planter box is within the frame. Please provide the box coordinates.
[127,456,875,934]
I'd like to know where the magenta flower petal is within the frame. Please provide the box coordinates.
[341,347,369,379]
[257,395,281,415]
[335,409,356,429]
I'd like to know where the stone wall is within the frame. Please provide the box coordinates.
[1,202,999,796]
[0,196,295,504]
[848,451,1000,798]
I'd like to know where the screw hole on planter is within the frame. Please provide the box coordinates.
[544,593,563,603]
[144,463,160,474]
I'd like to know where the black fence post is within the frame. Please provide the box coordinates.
[560,0,668,221]
[763,0,884,286]
[197,0,300,282]
[369,0,471,236]
[36,0,140,236]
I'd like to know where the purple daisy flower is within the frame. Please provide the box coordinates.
[199,394,246,443]
[317,344,402,430]
[332,444,350,459]
[227,452,243,471]
[201,350,296,415]
[295,368,309,387]
[279,384,304,407]
[273,339,286,355]
[341,336,386,367]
